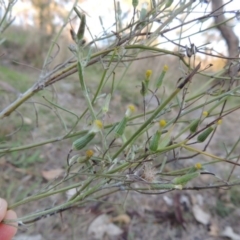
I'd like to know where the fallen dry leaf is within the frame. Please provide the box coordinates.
[221,226,240,240]
[66,188,78,200]
[24,117,32,125]
[41,169,64,180]
[192,204,210,225]
[163,195,173,206]
[174,193,186,230]
[14,234,42,240]
[88,214,123,239]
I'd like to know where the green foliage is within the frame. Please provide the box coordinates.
[230,187,240,207]
[1,0,240,232]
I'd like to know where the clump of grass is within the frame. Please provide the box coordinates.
[215,200,234,218]
[230,187,240,207]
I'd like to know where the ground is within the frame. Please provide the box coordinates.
[1,29,240,240]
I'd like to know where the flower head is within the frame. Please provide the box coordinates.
[159,119,167,128]
[125,104,136,118]
[163,65,169,72]
[91,119,103,133]
[217,119,222,125]
[86,149,94,158]
[145,69,152,80]
[195,163,202,170]
[202,111,208,117]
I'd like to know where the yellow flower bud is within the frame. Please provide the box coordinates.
[163,65,169,72]
[217,119,222,125]
[91,120,103,133]
[145,70,152,80]
[128,104,135,112]
[125,104,136,118]
[86,149,94,158]
[195,163,202,170]
[202,111,208,117]
[159,119,167,128]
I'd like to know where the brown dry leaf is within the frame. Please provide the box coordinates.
[208,222,219,237]
[192,204,210,225]
[88,214,123,239]
[111,214,131,224]
[41,169,64,180]
[174,193,186,230]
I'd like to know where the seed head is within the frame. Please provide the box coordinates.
[142,164,157,182]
